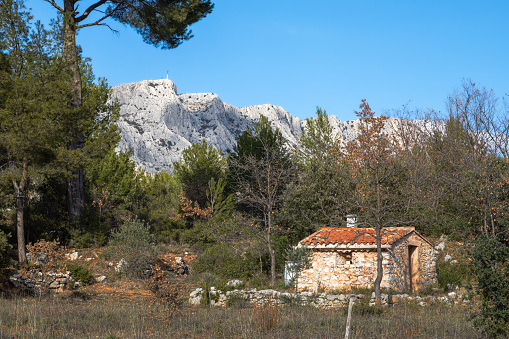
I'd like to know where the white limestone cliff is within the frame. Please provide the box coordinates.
[110,79,402,173]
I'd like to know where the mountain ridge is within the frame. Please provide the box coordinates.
[110,79,397,173]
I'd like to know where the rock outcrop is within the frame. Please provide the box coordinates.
[111,79,404,173]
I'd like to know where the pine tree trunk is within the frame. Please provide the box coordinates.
[13,158,28,265]
[63,0,84,224]
[67,167,84,223]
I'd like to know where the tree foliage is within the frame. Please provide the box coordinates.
[281,107,349,230]
[229,116,296,284]
[174,139,227,208]
[42,0,213,224]
[470,234,509,338]
[0,0,71,263]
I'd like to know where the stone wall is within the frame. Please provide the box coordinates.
[297,250,393,292]
[188,287,469,308]
[189,287,365,308]
[9,271,72,293]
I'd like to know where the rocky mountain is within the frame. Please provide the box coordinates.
[110,79,402,173]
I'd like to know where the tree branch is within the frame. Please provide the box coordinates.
[76,3,123,29]
[43,0,63,12]
[75,0,109,23]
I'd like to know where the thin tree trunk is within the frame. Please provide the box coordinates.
[63,0,85,224]
[267,228,276,285]
[374,226,383,304]
[374,171,383,305]
[13,158,28,265]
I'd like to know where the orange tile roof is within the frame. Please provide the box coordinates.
[300,227,416,246]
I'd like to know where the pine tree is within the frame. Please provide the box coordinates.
[0,0,71,263]
[229,116,296,284]
[174,139,227,208]
[42,0,214,224]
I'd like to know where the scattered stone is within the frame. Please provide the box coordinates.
[115,258,128,273]
[95,276,108,284]
[226,279,244,288]
[174,257,190,276]
[444,254,452,262]
[435,235,447,251]
[66,252,79,261]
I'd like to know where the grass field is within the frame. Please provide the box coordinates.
[0,291,482,338]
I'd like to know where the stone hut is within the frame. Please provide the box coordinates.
[296,227,436,293]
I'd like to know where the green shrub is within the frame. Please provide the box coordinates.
[67,263,93,286]
[0,230,12,271]
[470,235,509,338]
[200,278,210,307]
[180,226,215,248]
[156,229,181,244]
[226,292,249,308]
[193,243,256,279]
[436,261,470,291]
[69,228,108,248]
[109,218,156,278]
[247,274,272,290]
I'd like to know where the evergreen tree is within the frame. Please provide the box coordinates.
[135,170,181,235]
[228,116,296,284]
[174,139,227,208]
[42,0,214,224]
[281,107,350,230]
[0,0,71,263]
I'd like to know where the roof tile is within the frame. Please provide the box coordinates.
[300,227,415,246]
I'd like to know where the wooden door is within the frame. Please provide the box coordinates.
[408,245,419,292]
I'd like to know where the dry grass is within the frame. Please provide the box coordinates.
[0,293,482,338]
[0,243,482,338]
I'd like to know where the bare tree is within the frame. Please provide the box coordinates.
[446,81,509,236]
[342,100,415,304]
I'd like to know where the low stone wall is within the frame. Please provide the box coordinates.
[9,271,73,293]
[189,287,365,308]
[189,287,471,308]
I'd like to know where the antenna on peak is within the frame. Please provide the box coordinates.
[166,71,169,80]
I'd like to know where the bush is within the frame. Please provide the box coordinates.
[67,263,93,286]
[0,230,12,271]
[193,243,256,279]
[436,261,470,291]
[247,274,272,290]
[470,235,509,338]
[109,218,156,278]
[226,292,249,308]
[180,226,216,248]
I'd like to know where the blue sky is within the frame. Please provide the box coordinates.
[30,1,509,121]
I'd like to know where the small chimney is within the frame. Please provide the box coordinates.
[346,214,357,228]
